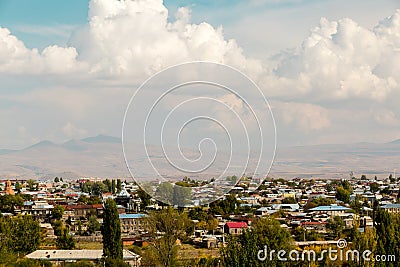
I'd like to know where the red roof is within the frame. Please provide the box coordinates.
[225,222,248,229]
[64,204,103,210]
[301,221,327,226]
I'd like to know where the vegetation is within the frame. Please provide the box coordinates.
[143,207,193,267]
[221,216,294,267]
[102,199,123,260]
[0,215,40,255]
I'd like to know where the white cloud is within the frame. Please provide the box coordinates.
[277,102,331,132]
[1,0,400,147]
[62,122,88,138]
[268,10,400,102]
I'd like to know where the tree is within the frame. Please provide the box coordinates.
[0,215,41,254]
[54,177,60,183]
[281,197,296,204]
[173,185,191,207]
[370,182,380,193]
[56,228,75,249]
[374,207,398,267]
[87,215,101,234]
[14,182,22,193]
[26,179,36,191]
[111,179,116,194]
[350,194,362,214]
[336,186,351,203]
[103,179,112,192]
[137,187,152,209]
[361,174,367,180]
[145,207,193,267]
[326,216,344,238]
[304,197,334,211]
[0,195,24,213]
[116,179,122,193]
[92,182,107,196]
[221,216,294,267]
[155,182,174,205]
[52,205,65,220]
[102,199,123,260]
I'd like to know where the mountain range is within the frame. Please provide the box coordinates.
[0,135,399,180]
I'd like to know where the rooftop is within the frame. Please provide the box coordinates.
[26,249,139,261]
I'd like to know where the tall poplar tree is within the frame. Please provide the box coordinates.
[102,199,123,260]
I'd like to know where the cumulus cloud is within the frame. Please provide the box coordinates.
[276,102,331,132]
[268,10,400,102]
[1,0,400,146]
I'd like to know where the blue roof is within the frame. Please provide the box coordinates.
[309,205,350,211]
[381,204,400,209]
[119,213,147,219]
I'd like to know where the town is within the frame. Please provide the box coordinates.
[0,174,399,266]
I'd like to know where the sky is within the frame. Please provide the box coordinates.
[0,0,400,151]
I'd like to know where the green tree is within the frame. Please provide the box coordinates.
[87,215,101,234]
[56,228,75,249]
[155,182,174,205]
[173,185,191,207]
[370,182,380,193]
[145,207,193,267]
[14,182,22,193]
[103,179,112,192]
[374,207,398,267]
[54,177,60,183]
[137,187,152,209]
[26,179,36,191]
[116,179,122,193]
[0,195,24,213]
[336,186,351,203]
[326,215,344,238]
[0,215,41,254]
[221,216,294,267]
[52,205,65,220]
[102,199,123,260]
[111,179,116,194]
[92,182,107,196]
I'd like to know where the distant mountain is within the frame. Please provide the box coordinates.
[81,134,121,144]
[0,135,400,180]
[389,139,400,144]
[0,149,16,155]
[25,140,58,150]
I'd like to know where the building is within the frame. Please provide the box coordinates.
[381,204,400,213]
[119,213,147,235]
[64,204,103,219]
[4,180,15,195]
[26,249,141,266]
[309,205,351,217]
[224,222,248,235]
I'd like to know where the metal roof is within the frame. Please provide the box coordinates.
[119,213,147,219]
[309,205,350,211]
[26,249,139,261]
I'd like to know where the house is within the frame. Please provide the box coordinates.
[224,222,248,235]
[119,213,147,235]
[64,204,103,219]
[255,207,278,216]
[309,205,351,217]
[381,204,400,213]
[300,221,327,232]
[272,204,300,212]
[26,249,141,266]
